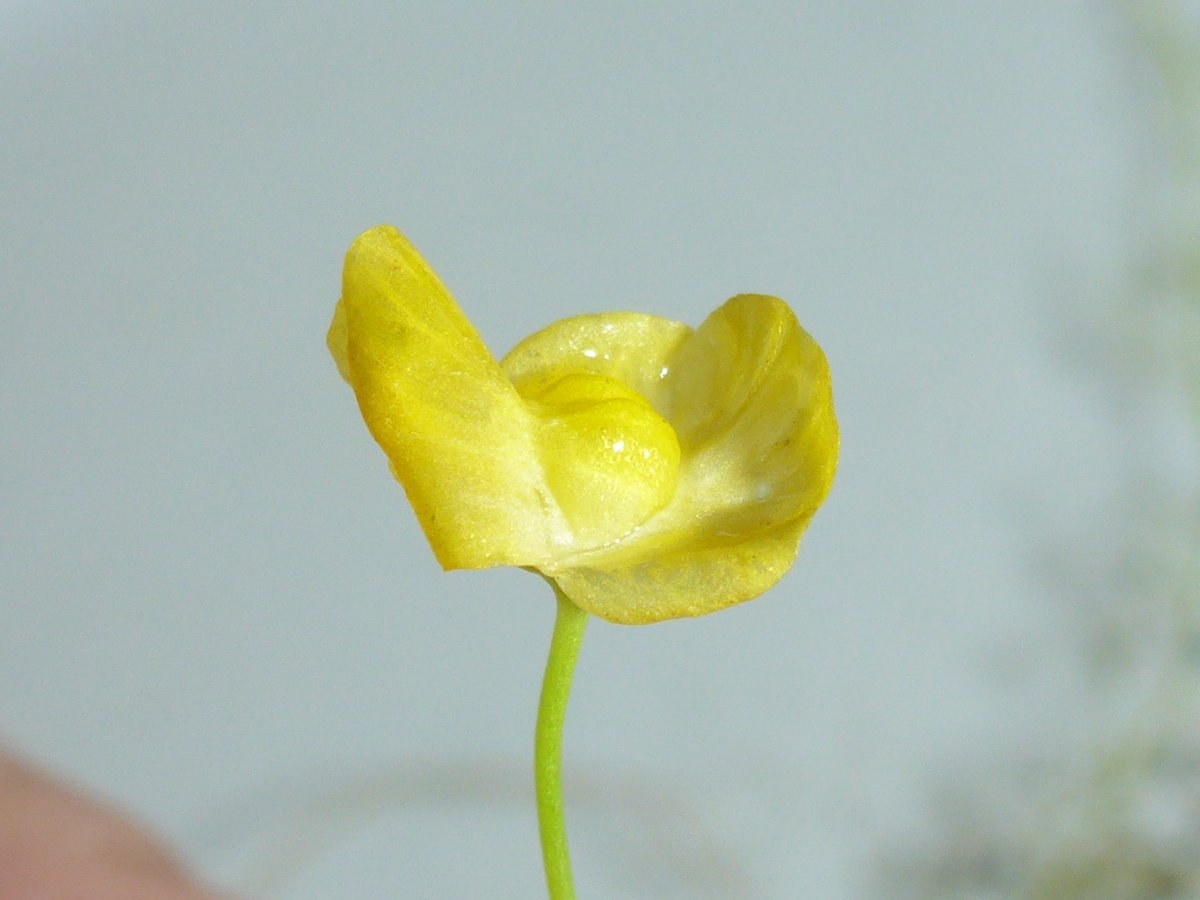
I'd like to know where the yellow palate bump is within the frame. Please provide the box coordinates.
[521,372,680,548]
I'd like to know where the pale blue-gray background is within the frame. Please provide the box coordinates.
[1,3,1139,897]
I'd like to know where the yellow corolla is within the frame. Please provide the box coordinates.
[328,225,838,624]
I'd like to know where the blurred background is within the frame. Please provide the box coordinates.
[2,2,1196,897]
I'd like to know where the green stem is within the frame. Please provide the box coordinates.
[535,584,589,900]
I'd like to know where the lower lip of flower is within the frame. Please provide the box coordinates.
[521,370,681,548]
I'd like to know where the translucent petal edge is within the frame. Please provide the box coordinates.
[500,311,693,415]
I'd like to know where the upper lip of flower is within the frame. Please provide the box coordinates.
[330,225,839,624]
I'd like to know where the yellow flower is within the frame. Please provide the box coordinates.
[328,225,838,624]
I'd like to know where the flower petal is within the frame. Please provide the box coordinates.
[551,519,808,624]
[524,372,680,548]
[500,312,692,415]
[333,226,565,569]
[548,294,838,623]
[501,313,693,549]
[666,294,838,526]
